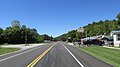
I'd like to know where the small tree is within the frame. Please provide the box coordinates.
[116,13,120,25]
[12,20,21,28]
[0,28,3,44]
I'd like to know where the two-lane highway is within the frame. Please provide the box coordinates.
[0,42,113,67]
[34,42,82,67]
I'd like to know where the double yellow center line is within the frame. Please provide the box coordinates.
[27,43,56,67]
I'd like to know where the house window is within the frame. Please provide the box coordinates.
[117,34,120,40]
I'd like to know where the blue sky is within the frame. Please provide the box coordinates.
[0,0,120,37]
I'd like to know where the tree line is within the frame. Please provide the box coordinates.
[56,13,120,42]
[0,20,53,44]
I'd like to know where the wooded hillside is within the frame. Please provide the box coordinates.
[56,13,120,42]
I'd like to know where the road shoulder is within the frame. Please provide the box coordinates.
[65,44,113,67]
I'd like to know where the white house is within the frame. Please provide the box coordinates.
[111,31,120,47]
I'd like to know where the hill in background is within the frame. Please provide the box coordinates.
[56,13,120,42]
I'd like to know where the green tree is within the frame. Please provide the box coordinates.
[116,13,120,20]
[12,20,21,28]
[2,27,13,44]
[20,25,27,44]
[116,13,120,25]
[0,28,3,44]
[37,35,44,43]
[1,21,45,44]
[12,26,21,44]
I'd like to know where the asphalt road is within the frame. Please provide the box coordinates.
[0,42,113,67]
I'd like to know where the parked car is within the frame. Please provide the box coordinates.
[73,42,81,45]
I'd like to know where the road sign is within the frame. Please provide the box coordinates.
[77,27,84,33]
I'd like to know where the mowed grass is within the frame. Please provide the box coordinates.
[0,48,20,55]
[80,46,120,67]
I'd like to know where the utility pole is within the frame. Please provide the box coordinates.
[77,27,84,47]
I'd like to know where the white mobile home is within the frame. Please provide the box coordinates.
[111,31,120,47]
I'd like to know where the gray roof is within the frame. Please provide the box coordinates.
[111,30,120,34]
[82,35,113,41]
[82,35,102,41]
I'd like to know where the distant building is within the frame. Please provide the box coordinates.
[111,31,120,47]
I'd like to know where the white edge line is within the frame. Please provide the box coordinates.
[0,45,44,62]
[63,45,84,67]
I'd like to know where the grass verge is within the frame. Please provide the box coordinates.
[0,48,20,55]
[79,46,120,67]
